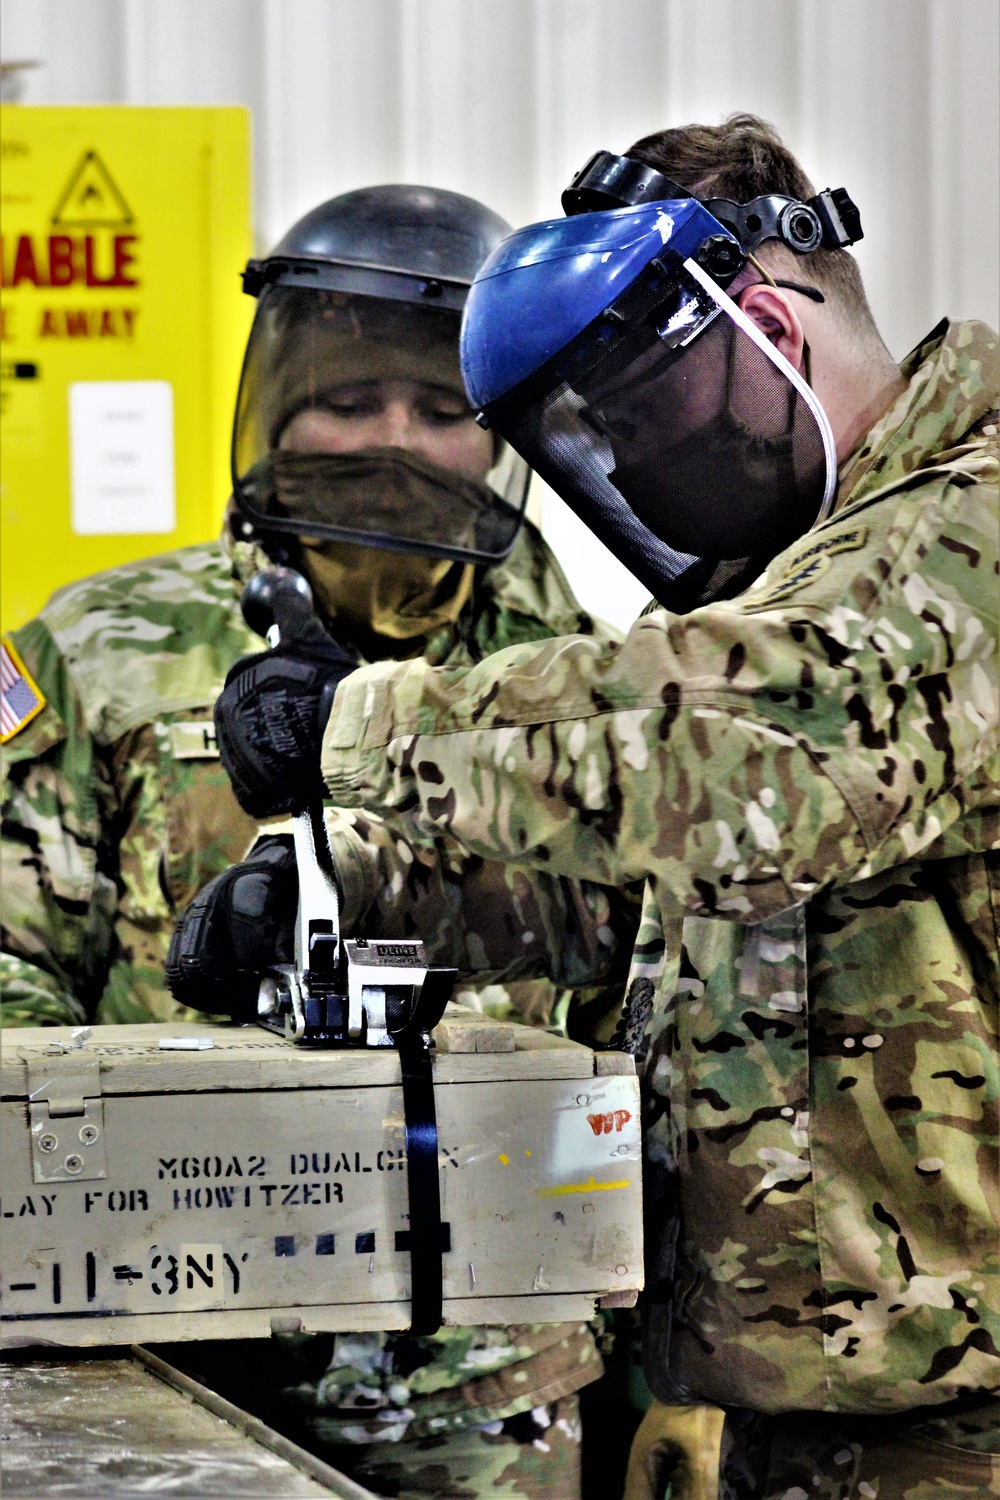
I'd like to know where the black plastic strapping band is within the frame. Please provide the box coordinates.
[394,1029,444,1336]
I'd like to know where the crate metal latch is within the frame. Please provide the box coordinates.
[26,1056,107,1183]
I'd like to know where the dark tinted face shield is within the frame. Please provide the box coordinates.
[486,255,835,610]
[233,286,530,566]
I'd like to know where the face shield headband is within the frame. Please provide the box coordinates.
[561,149,864,257]
[484,253,836,611]
[231,283,531,568]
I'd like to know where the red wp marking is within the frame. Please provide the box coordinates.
[587,1110,632,1135]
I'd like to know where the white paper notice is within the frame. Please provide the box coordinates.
[69,380,175,534]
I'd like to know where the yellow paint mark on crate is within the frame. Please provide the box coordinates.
[537,1176,631,1198]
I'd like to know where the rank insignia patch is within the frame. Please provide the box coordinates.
[1,638,46,743]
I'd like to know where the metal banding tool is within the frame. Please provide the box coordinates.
[240,567,456,1333]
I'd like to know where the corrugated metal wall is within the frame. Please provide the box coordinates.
[5,0,997,355]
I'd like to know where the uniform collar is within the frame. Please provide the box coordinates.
[834,318,999,510]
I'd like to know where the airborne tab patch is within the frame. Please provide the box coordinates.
[1,638,46,743]
[755,525,869,605]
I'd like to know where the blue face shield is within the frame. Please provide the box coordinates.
[461,200,837,610]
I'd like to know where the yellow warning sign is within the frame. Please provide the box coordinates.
[0,106,252,632]
[52,149,134,227]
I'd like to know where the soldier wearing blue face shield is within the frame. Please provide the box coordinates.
[192,116,999,1499]
[461,145,848,613]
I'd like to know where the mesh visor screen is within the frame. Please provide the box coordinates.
[496,268,830,609]
[233,286,529,564]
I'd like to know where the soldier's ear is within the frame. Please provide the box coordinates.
[737,284,806,376]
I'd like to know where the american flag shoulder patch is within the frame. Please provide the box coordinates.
[1,638,46,743]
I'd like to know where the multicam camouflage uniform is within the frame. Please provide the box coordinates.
[717,1399,1000,1499]
[316,319,1000,1491]
[0,516,627,1497]
[0,514,632,1030]
[262,1324,594,1499]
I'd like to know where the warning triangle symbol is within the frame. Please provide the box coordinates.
[51,150,134,228]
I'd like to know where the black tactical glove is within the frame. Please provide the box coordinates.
[165,836,299,1018]
[214,634,356,819]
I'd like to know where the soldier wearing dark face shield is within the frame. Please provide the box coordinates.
[230,193,533,658]
[204,119,999,1498]
[1,183,627,1028]
[1,185,633,1500]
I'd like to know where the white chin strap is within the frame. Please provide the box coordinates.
[683,255,838,531]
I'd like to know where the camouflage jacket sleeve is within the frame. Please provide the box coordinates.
[1,617,110,1027]
[2,545,262,1028]
[321,428,997,931]
[320,516,639,1029]
[324,804,640,994]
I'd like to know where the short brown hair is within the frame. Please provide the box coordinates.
[627,113,877,333]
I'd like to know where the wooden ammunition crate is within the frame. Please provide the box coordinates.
[1,1010,641,1345]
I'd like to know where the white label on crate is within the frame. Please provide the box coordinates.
[546,1078,641,1183]
[69,380,175,534]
